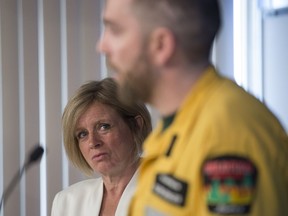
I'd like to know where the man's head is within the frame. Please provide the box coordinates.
[98,0,221,104]
[131,0,221,63]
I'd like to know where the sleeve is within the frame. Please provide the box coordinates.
[195,92,288,216]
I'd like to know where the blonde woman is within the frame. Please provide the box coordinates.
[51,78,152,216]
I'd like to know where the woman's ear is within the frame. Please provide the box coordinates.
[134,115,144,129]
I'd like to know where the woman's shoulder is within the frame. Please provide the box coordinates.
[52,177,104,215]
[57,177,103,197]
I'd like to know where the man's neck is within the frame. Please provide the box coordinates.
[151,62,210,116]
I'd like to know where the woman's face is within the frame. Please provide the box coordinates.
[75,102,136,176]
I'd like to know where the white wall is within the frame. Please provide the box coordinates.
[262,12,288,131]
[0,1,103,215]
[215,0,234,80]
[217,0,288,131]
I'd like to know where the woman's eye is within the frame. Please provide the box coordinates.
[77,131,87,140]
[99,123,111,131]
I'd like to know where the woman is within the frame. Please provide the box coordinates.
[51,78,152,216]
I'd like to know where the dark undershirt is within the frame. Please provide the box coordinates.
[162,113,176,132]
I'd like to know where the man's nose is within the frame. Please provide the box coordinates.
[96,34,107,54]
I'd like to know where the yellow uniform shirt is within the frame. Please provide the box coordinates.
[129,67,288,216]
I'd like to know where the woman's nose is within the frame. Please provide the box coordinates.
[88,134,102,149]
[89,142,100,149]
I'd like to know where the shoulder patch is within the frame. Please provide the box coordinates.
[202,156,258,214]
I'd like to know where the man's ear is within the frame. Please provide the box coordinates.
[149,27,176,66]
[134,115,144,129]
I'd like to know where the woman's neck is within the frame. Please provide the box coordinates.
[99,160,139,215]
[102,159,139,192]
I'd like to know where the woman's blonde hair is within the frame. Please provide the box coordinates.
[62,78,152,175]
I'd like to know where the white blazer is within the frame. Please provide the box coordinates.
[51,170,138,216]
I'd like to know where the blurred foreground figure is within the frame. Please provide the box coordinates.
[98,0,288,215]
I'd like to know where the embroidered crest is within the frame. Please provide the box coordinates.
[202,156,258,214]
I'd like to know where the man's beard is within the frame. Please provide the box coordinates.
[108,50,156,106]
